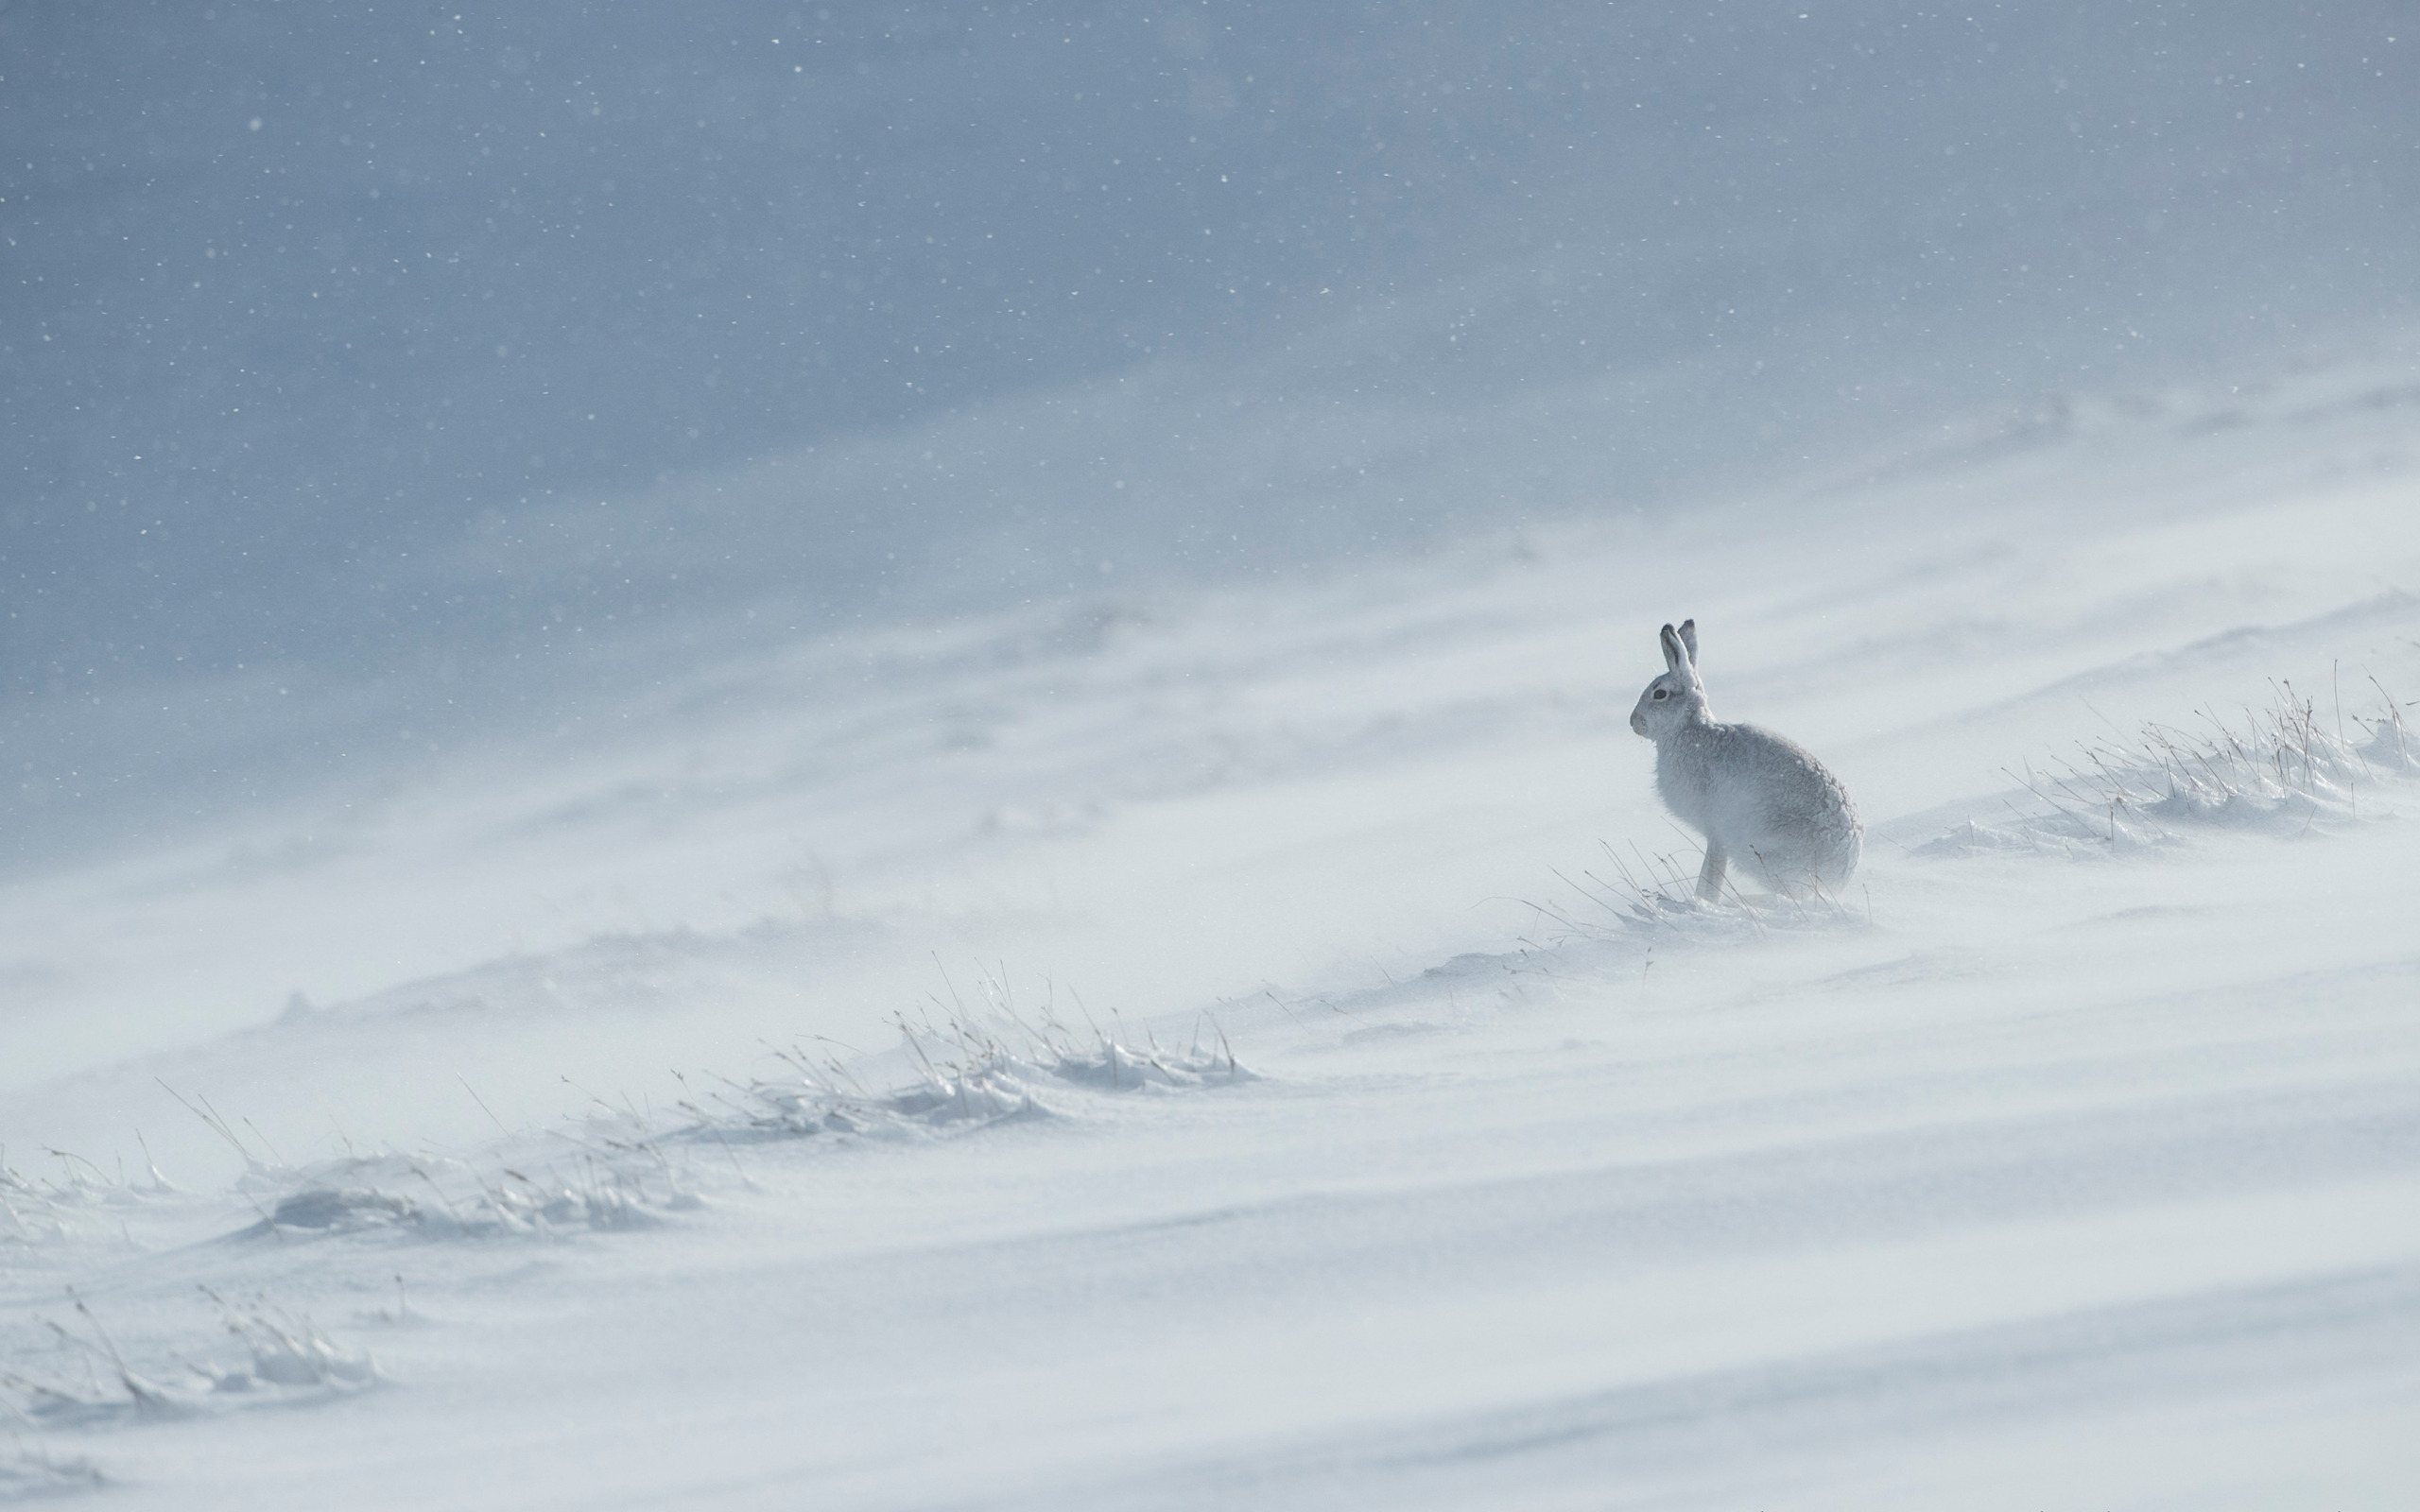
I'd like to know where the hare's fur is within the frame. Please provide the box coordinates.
[1630,619,1861,902]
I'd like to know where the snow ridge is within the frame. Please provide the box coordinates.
[1926,685,2419,857]
[684,998,1255,1143]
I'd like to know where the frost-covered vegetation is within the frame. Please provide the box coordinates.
[2,1293,372,1433]
[8,2,2420,1505]
[1930,683,2419,855]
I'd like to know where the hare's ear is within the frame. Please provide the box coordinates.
[1678,619,1699,665]
[1659,623,1686,674]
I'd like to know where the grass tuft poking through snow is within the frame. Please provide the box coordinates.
[2,1300,186,1429]
[192,1291,376,1395]
[186,976,1257,1255]
[2,1147,180,1260]
[1927,681,2419,857]
[2,1291,370,1438]
[1524,842,1863,954]
[232,1142,702,1245]
[682,978,1253,1143]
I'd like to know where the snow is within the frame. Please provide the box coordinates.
[8,345,2420,1506]
[11,7,2420,1497]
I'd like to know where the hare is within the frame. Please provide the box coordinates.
[1630,619,1860,902]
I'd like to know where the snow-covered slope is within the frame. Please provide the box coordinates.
[7,345,2419,1506]
[12,2,2418,878]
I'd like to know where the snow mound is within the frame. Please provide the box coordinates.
[253,1187,421,1233]
[189,1297,378,1397]
[2,1297,371,1437]
[230,1149,697,1244]
[686,1007,1253,1143]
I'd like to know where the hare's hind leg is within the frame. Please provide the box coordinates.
[1695,838,1728,902]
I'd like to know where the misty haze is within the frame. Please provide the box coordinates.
[6,5,2418,1506]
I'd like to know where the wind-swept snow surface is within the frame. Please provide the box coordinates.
[12,1,2420,872]
[11,2,2420,1499]
[8,347,2420,1507]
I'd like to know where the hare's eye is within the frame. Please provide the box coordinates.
[1652,688,1668,700]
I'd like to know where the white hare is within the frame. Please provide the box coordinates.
[1631,619,1861,902]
